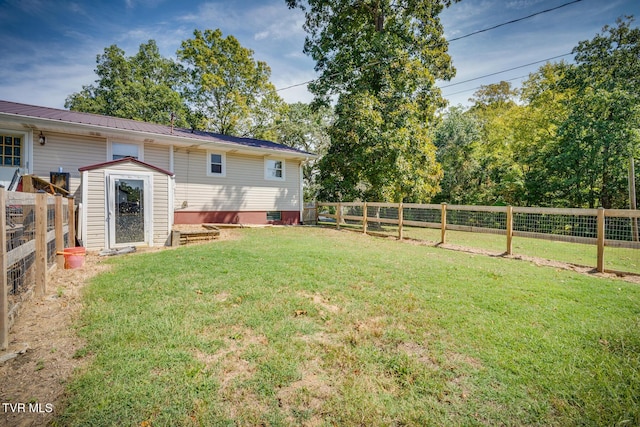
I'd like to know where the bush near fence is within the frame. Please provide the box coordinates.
[1,188,76,350]
[307,202,640,276]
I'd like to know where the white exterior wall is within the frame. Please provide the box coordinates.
[84,169,106,250]
[32,133,106,200]
[173,148,301,212]
[144,144,171,171]
[83,161,172,250]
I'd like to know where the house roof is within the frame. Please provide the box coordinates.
[0,99,314,158]
[78,157,175,176]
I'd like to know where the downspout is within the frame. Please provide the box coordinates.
[80,170,89,246]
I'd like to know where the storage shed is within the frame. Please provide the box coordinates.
[78,157,174,250]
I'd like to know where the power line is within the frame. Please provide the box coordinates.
[275,0,583,93]
[442,74,530,98]
[439,53,572,89]
[448,0,584,42]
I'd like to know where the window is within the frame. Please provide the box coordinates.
[207,152,226,177]
[110,142,142,161]
[0,134,21,167]
[265,159,285,181]
[267,211,282,222]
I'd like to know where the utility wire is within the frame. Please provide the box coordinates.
[276,0,583,93]
[439,53,572,89]
[443,74,530,98]
[449,0,583,42]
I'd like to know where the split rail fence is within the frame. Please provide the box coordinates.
[1,188,76,350]
[305,202,640,276]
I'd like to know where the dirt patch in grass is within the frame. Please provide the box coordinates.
[0,229,240,426]
[437,241,640,284]
[0,252,109,427]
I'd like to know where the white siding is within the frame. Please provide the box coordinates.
[32,133,106,200]
[84,161,172,249]
[144,144,171,171]
[84,169,106,250]
[173,148,301,212]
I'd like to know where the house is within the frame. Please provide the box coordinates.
[0,100,314,250]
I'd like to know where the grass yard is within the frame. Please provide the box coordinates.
[54,227,640,426]
[330,221,640,274]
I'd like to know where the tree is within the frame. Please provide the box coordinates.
[177,29,284,137]
[556,17,640,208]
[286,0,457,202]
[65,41,188,126]
[513,62,573,206]
[275,102,333,200]
[467,82,523,205]
[433,106,482,204]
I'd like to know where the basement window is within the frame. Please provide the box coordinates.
[267,211,282,222]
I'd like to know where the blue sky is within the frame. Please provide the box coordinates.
[0,0,638,111]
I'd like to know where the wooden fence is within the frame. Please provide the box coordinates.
[1,188,76,350]
[306,202,640,275]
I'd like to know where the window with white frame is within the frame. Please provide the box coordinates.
[1,134,22,167]
[207,152,226,177]
[265,158,285,181]
[110,142,143,161]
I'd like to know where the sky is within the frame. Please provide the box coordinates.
[0,0,638,111]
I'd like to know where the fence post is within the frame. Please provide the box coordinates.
[35,191,47,297]
[597,207,605,273]
[440,203,447,244]
[314,201,319,225]
[1,187,8,350]
[363,202,368,234]
[68,196,76,246]
[398,202,404,240]
[55,194,64,269]
[506,205,513,255]
[336,202,341,230]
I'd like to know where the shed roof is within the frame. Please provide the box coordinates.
[0,99,314,158]
[78,157,175,176]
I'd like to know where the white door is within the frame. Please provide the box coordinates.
[107,173,152,248]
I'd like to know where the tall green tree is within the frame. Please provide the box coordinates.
[276,102,333,200]
[287,0,457,202]
[177,29,283,137]
[513,62,573,206]
[433,106,482,204]
[65,40,188,126]
[556,17,640,208]
[467,82,523,204]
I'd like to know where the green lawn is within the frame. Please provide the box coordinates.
[326,221,640,274]
[55,227,640,426]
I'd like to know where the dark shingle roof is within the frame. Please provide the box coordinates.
[0,99,313,157]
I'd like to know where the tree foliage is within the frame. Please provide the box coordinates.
[65,41,188,127]
[275,102,333,200]
[556,17,640,208]
[177,29,284,137]
[287,0,457,202]
[435,17,640,209]
[433,106,481,204]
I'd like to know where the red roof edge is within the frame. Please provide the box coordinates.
[78,157,175,176]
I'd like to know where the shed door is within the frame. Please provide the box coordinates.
[107,173,152,248]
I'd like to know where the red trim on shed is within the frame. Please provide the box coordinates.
[78,157,174,176]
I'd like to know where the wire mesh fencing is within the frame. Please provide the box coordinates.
[2,189,75,350]
[315,202,640,275]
